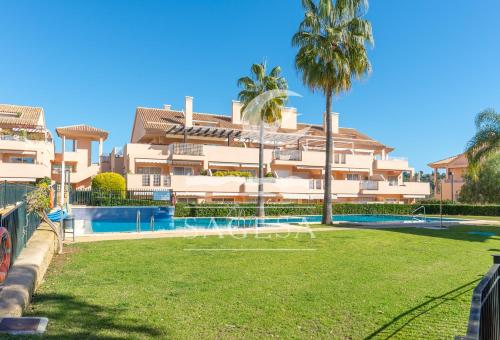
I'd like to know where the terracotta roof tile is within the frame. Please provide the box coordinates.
[134,106,388,149]
[56,124,109,140]
[0,104,44,128]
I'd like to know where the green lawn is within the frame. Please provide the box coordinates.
[24,225,500,339]
[429,215,500,222]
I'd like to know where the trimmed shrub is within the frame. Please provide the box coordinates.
[174,203,500,217]
[212,170,253,177]
[92,173,126,193]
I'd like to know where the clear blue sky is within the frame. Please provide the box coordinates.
[1,0,499,172]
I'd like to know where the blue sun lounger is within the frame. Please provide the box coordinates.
[47,209,69,222]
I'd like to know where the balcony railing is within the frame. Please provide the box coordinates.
[273,149,302,161]
[360,180,379,190]
[171,143,204,156]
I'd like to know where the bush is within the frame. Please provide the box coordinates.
[212,170,253,178]
[174,203,500,217]
[92,173,126,193]
[35,176,52,187]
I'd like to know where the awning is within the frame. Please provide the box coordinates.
[403,195,427,198]
[135,158,169,164]
[175,192,206,198]
[336,194,359,198]
[209,162,259,168]
[281,193,325,200]
[0,177,36,182]
[332,167,370,172]
[171,160,203,166]
[211,192,242,197]
[295,166,323,170]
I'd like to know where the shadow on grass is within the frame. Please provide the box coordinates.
[21,293,164,339]
[369,224,500,243]
[365,278,480,339]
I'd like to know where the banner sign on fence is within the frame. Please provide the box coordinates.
[153,191,171,201]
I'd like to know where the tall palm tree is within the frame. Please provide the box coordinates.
[237,63,288,218]
[465,108,500,179]
[292,0,373,224]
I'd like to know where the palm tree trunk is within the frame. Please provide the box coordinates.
[322,90,333,225]
[257,121,265,218]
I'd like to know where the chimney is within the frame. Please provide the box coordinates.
[184,96,193,127]
[231,100,243,124]
[280,107,297,130]
[163,104,171,110]
[323,112,339,134]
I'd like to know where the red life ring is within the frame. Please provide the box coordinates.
[0,227,11,283]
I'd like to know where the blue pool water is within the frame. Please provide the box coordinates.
[86,214,455,233]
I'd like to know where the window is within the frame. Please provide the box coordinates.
[177,197,197,204]
[173,167,193,176]
[346,174,360,181]
[388,176,398,186]
[153,174,161,186]
[142,174,150,186]
[334,153,346,164]
[9,156,34,164]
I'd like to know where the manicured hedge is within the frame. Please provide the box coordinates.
[174,203,500,217]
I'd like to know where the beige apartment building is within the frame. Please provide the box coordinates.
[51,124,109,189]
[121,96,430,203]
[0,104,54,183]
[428,153,468,201]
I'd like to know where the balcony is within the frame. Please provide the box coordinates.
[374,158,410,171]
[272,149,302,161]
[0,163,51,180]
[360,181,430,196]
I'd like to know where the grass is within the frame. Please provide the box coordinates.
[23,225,500,339]
[428,215,500,222]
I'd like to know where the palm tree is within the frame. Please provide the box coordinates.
[237,63,288,218]
[465,108,500,179]
[292,0,373,224]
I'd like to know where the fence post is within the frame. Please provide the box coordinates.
[3,180,7,209]
[493,254,500,265]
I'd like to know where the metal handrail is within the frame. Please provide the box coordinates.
[150,215,155,231]
[136,210,141,232]
[411,205,426,221]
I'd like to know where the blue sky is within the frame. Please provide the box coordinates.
[1,0,499,171]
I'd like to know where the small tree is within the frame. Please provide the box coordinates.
[26,184,63,254]
[459,154,500,204]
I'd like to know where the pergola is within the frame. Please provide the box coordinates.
[165,125,312,147]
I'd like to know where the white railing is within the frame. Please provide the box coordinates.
[273,149,302,161]
[360,180,379,190]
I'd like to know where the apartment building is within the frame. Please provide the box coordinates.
[122,96,430,203]
[51,124,108,189]
[0,104,54,183]
[428,153,468,201]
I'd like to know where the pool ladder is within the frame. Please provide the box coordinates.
[411,205,426,222]
[136,210,141,232]
[136,211,155,232]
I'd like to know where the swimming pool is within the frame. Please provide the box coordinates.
[74,211,456,234]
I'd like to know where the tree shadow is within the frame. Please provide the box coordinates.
[18,292,165,339]
[361,224,500,243]
[364,278,480,339]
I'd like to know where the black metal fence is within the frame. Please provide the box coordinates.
[459,255,500,339]
[0,201,41,265]
[69,188,173,206]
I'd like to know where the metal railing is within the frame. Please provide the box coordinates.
[69,188,173,206]
[411,205,426,221]
[459,255,500,340]
[0,182,36,209]
[0,201,41,265]
[171,143,204,156]
[360,180,379,190]
[273,149,302,161]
